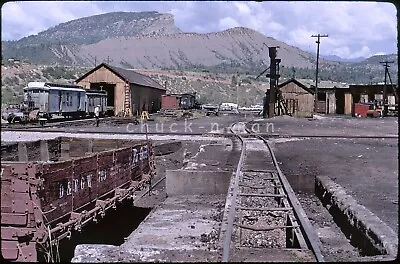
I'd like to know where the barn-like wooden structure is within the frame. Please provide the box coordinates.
[278,78,353,117]
[75,63,165,116]
[278,79,315,117]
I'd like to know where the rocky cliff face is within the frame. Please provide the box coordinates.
[77,26,318,70]
[7,12,181,46]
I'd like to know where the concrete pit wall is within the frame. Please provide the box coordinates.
[315,176,398,258]
[1,137,145,162]
[166,170,231,196]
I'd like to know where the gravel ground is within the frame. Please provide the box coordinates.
[258,115,398,262]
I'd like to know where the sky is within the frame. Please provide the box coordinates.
[1,1,397,59]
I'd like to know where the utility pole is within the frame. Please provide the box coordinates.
[236,74,240,107]
[311,34,328,113]
[380,60,395,117]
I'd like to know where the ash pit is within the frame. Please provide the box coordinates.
[39,201,151,262]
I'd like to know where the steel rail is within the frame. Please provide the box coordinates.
[1,116,108,129]
[259,135,325,262]
[221,122,246,262]
[239,127,325,262]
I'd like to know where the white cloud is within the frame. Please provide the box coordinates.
[350,46,372,59]
[219,17,240,30]
[1,2,26,23]
[288,27,316,47]
[234,2,251,15]
[330,45,373,59]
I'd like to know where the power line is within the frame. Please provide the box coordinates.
[311,34,328,113]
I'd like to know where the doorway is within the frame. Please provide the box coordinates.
[336,90,345,114]
[90,82,115,115]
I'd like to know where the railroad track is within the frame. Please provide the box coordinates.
[219,122,324,262]
[0,116,107,129]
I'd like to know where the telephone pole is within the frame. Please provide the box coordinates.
[380,60,395,117]
[311,34,328,113]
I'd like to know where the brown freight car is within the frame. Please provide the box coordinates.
[1,137,155,262]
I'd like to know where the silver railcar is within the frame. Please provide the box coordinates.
[24,82,86,118]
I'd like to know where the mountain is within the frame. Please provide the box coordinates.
[6,12,181,46]
[1,12,328,70]
[1,11,397,84]
[321,55,366,63]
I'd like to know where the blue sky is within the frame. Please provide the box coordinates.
[1,1,397,59]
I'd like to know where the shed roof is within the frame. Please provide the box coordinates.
[293,79,350,89]
[278,78,315,94]
[76,63,165,91]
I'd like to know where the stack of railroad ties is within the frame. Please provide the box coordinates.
[1,139,156,262]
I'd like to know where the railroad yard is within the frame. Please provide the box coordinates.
[1,112,398,262]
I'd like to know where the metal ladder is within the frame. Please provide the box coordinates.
[124,82,131,116]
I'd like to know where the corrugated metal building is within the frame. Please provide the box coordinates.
[75,63,166,116]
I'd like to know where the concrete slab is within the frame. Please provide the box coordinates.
[229,248,316,262]
[166,170,230,195]
[316,176,398,258]
[121,195,225,251]
[72,195,226,262]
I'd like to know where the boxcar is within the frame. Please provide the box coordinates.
[24,82,86,118]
